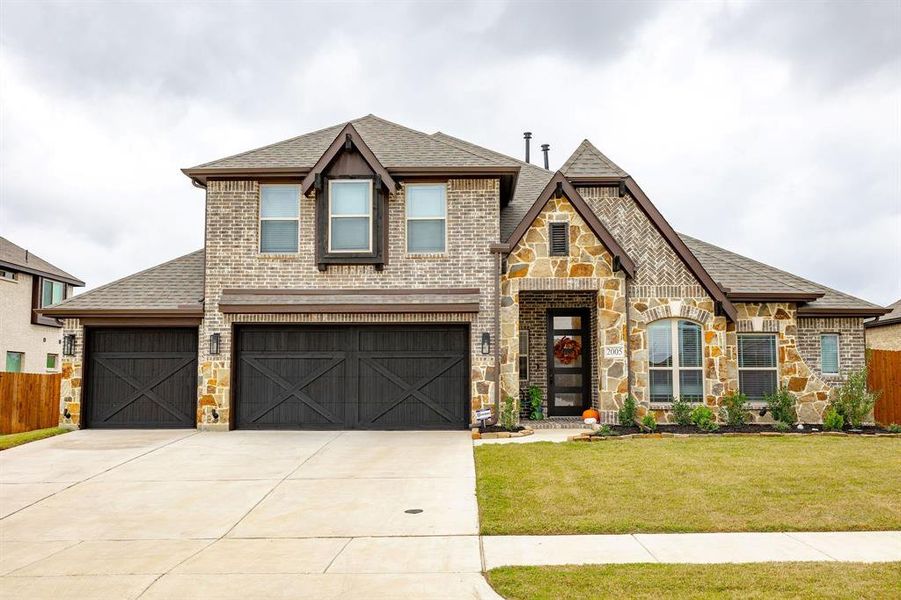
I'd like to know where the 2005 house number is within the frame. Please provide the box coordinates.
[604,344,625,358]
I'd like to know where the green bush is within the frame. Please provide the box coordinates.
[719,391,750,427]
[618,395,638,427]
[822,406,844,432]
[671,396,694,426]
[690,405,718,432]
[527,385,544,420]
[886,423,901,434]
[594,424,616,437]
[772,420,791,433]
[832,367,879,429]
[765,387,797,425]
[500,395,518,431]
[641,413,657,432]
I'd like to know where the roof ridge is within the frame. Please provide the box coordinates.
[0,235,83,284]
[48,249,204,309]
[560,140,591,172]
[432,131,549,172]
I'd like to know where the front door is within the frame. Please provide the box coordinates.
[547,308,591,416]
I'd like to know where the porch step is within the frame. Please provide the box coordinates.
[525,411,618,429]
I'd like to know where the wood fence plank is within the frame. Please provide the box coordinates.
[0,372,62,434]
[870,350,901,426]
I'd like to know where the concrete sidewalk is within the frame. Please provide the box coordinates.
[482,531,901,569]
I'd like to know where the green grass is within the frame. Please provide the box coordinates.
[0,427,68,451]
[487,562,901,600]
[475,436,901,534]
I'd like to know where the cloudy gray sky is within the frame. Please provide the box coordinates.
[1,0,899,304]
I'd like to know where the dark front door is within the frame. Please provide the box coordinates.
[546,308,591,416]
[85,328,198,429]
[234,324,469,430]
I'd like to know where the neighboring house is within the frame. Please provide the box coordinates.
[0,236,84,374]
[40,115,887,430]
[865,299,901,351]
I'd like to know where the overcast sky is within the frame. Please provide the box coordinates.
[1,0,899,305]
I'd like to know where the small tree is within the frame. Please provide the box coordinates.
[500,395,518,431]
[832,367,879,429]
[719,391,749,427]
[765,387,798,425]
[671,396,694,426]
[618,395,638,426]
[527,385,544,420]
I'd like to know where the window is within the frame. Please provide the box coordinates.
[329,180,372,252]
[549,222,569,256]
[821,334,839,375]
[648,319,703,402]
[41,279,65,307]
[519,329,529,381]
[46,353,58,371]
[260,185,299,253]
[738,334,778,401]
[6,352,23,373]
[0,269,16,281]
[406,184,446,253]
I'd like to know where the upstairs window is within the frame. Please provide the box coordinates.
[406,184,447,253]
[820,334,839,375]
[329,180,372,253]
[738,334,778,401]
[0,269,16,281]
[648,319,703,402]
[41,279,65,307]
[260,185,299,253]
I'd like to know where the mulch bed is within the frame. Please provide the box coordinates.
[594,424,892,436]
[479,425,528,434]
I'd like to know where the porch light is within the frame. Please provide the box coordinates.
[63,334,76,356]
[481,332,491,355]
[210,333,221,355]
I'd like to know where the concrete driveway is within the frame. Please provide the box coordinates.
[0,429,499,599]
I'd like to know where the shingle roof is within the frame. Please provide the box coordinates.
[866,299,901,328]
[189,115,509,171]
[40,250,204,315]
[680,234,884,313]
[0,236,84,286]
[560,139,628,179]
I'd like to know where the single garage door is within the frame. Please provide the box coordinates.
[85,328,198,429]
[235,324,469,430]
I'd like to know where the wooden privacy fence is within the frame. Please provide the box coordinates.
[869,350,901,426]
[0,372,61,434]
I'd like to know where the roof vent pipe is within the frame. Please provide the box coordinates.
[541,144,550,170]
[523,132,532,163]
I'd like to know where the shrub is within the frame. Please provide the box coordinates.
[618,395,638,426]
[527,385,544,420]
[690,405,718,432]
[832,367,879,429]
[765,387,797,425]
[500,395,518,431]
[822,406,844,432]
[641,413,657,432]
[886,423,901,434]
[671,396,694,426]
[594,424,616,437]
[719,391,749,427]
[772,420,791,433]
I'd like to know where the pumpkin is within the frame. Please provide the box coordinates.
[582,408,600,421]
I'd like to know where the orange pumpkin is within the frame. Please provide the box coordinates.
[582,408,600,421]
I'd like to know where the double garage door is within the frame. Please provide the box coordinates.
[84,325,469,430]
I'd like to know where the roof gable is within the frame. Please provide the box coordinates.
[560,139,628,180]
[300,123,396,196]
[0,236,84,286]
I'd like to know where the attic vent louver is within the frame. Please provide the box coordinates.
[549,222,569,256]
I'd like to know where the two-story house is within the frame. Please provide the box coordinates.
[41,115,887,430]
[1,236,84,374]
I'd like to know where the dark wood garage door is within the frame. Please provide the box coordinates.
[235,325,469,430]
[85,328,197,429]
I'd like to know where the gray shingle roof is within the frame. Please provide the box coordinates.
[560,139,628,179]
[41,250,204,314]
[0,236,84,286]
[866,298,901,327]
[681,234,883,313]
[190,115,508,171]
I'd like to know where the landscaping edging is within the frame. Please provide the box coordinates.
[473,427,535,440]
[568,431,901,442]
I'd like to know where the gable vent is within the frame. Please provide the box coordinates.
[549,222,569,256]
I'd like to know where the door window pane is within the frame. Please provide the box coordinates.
[553,335,582,367]
[555,373,583,387]
[554,393,582,407]
[552,316,581,329]
[821,334,839,374]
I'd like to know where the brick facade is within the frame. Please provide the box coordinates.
[797,317,866,385]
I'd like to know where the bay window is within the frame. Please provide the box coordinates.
[648,319,704,402]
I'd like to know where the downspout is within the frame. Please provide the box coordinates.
[624,272,632,401]
[493,249,502,423]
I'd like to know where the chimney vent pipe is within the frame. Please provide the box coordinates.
[541,144,550,169]
[523,132,532,163]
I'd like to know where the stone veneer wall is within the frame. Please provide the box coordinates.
[797,317,866,385]
[519,291,599,410]
[200,178,499,429]
[500,195,628,416]
[58,318,84,427]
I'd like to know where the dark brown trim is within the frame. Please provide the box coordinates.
[38,307,204,318]
[500,171,636,278]
[622,178,738,321]
[181,166,308,186]
[1,260,85,287]
[728,292,826,302]
[797,307,890,317]
[219,302,480,314]
[865,315,901,328]
[79,317,203,327]
[301,124,396,196]
[221,287,480,296]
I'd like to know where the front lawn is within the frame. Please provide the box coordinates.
[475,436,901,534]
[0,427,69,451]
[486,562,901,600]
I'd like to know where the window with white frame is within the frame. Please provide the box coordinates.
[260,185,299,253]
[41,279,65,307]
[329,180,372,252]
[519,330,529,381]
[406,184,446,253]
[648,319,703,402]
[738,334,778,401]
[820,333,839,375]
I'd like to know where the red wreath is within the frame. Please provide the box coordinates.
[553,336,582,364]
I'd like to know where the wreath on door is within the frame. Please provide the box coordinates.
[553,336,582,364]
